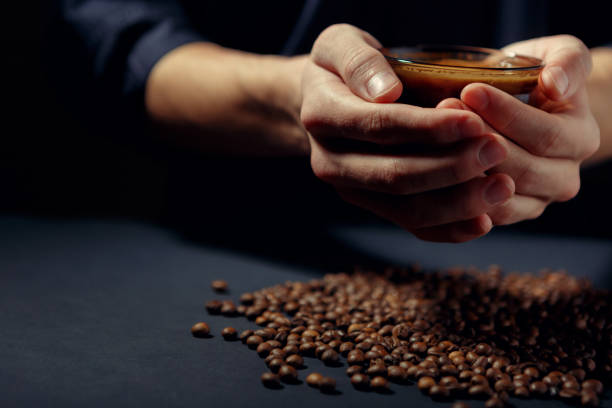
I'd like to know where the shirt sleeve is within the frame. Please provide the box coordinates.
[58,0,205,129]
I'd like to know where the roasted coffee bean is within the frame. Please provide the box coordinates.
[221,327,237,340]
[220,300,236,316]
[411,342,428,353]
[321,349,339,365]
[256,342,272,357]
[285,354,304,368]
[366,364,387,377]
[239,293,254,305]
[283,344,299,355]
[524,367,539,378]
[278,365,298,383]
[494,379,512,392]
[581,379,603,394]
[261,372,280,388]
[530,381,548,395]
[581,390,599,406]
[211,280,228,292]
[305,372,323,388]
[347,349,365,365]
[190,322,210,338]
[319,377,336,393]
[351,373,370,389]
[205,300,222,314]
[484,395,504,408]
[387,366,406,382]
[371,376,388,391]
[440,376,458,387]
[339,342,354,356]
[299,342,316,356]
[346,365,363,377]
[267,358,284,373]
[469,385,492,396]
[430,385,450,397]
[559,388,580,398]
[246,335,263,349]
[418,376,436,391]
[514,386,530,397]
[452,403,470,408]
[476,343,492,355]
[239,329,254,343]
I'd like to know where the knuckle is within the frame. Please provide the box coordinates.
[557,174,581,202]
[375,159,404,192]
[490,203,516,226]
[583,116,601,159]
[528,204,546,220]
[360,109,387,135]
[310,151,337,184]
[535,119,563,156]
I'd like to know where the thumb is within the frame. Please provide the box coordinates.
[504,35,592,101]
[311,24,402,103]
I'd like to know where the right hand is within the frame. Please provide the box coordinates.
[300,24,514,242]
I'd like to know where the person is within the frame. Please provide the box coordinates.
[51,0,612,242]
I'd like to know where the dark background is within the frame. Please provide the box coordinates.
[4,1,612,240]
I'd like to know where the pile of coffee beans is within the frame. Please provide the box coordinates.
[199,266,610,406]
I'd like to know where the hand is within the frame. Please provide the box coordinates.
[301,24,515,242]
[438,35,600,226]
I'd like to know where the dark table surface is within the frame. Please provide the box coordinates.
[1,215,611,407]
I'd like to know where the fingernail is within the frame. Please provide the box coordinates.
[484,179,513,205]
[366,71,398,99]
[478,140,506,167]
[467,87,489,111]
[543,66,569,97]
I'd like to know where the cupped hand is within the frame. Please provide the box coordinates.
[301,24,515,242]
[438,35,600,226]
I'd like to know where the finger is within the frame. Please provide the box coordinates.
[310,134,508,195]
[461,83,599,159]
[311,24,403,102]
[336,174,514,229]
[413,214,493,243]
[438,95,583,201]
[302,63,489,145]
[487,195,548,226]
[503,35,592,101]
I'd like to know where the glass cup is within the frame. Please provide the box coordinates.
[382,45,544,107]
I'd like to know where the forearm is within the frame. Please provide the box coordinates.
[586,47,612,164]
[145,42,309,156]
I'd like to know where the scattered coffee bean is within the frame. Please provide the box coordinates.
[267,358,284,373]
[351,373,370,389]
[261,372,280,388]
[239,329,253,343]
[221,327,237,340]
[305,372,323,388]
[278,365,298,383]
[346,365,363,377]
[371,376,388,391]
[246,335,263,349]
[286,354,304,368]
[190,322,210,338]
[205,300,222,314]
[193,268,611,406]
[321,349,339,365]
[582,379,603,394]
[430,385,450,397]
[211,280,228,292]
[418,376,436,391]
[319,377,336,393]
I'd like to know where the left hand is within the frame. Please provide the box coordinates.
[438,35,600,226]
